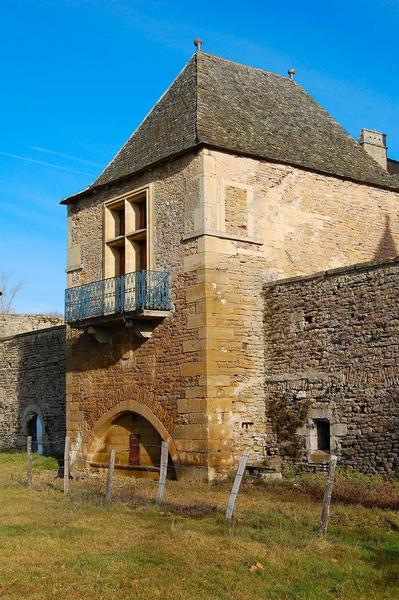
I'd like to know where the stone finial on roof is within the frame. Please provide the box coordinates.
[194,38,203,52]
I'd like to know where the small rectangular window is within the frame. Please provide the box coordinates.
[118,245,126,276]
[315,419,330,452]
[138,200,147,230]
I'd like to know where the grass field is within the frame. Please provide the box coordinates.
[0,452,398,600]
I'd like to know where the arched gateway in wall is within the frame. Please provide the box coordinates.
[87,400,178,479]
[21,404,45,455]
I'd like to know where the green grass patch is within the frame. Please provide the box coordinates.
[0,452,398,599]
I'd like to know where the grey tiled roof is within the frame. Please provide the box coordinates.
[92,55,198,189]
[63,52,399,202]
[388,159,399,177]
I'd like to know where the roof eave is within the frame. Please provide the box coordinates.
[60,140,399,206]
[200,141,399,194]
[60,143,203,205]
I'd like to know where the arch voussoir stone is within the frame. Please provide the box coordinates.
[87,399,178,464]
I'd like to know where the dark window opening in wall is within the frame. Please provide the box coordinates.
[118,246,126,276]
[138,200,147,230]
[117,208,125,236]
[315,419,330,452]
[137,240,147,270]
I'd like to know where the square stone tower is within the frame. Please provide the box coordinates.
[62,51,399,480]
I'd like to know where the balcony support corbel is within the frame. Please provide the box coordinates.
[87,326,113,345]
[125,319,157,341]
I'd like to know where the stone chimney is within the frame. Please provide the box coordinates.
[359,128,387,170]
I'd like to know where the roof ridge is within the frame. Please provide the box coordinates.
[198,52,390,176]
[194,51,199,144]
[200,53,384,170]
[198,51,292,83]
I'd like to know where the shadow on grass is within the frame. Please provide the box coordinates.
[116,485,220,518]
[159,500,219,519]
[43,476,221,520]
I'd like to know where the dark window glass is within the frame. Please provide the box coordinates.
[118,246,125,276]
[138,241,146,270]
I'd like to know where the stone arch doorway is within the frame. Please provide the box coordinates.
[88,400,177,479]
[22,407,44,455]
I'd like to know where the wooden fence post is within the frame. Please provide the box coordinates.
[105,449,116,503]
[317,455,338,535]
[226,451,250,520]
[63,436,70,494]
[27,436,32,488]
[156,441,169,504]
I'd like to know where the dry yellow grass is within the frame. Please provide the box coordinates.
[0,452,398,600]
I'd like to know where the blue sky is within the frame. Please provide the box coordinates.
[0,0,398,313]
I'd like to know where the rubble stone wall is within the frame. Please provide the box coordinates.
[0,314,63,339]
[264,258,399,474]
[0,323,66,455]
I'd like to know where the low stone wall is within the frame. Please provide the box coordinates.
[0,313,63,339]
[0,315,66,456]
[264,257,399,475]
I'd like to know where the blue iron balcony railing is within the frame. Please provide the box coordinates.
[65,270,170,323]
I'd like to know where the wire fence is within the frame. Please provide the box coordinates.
[1,437,263,472]
[0,435,338,532]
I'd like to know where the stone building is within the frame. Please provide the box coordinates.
[60,51,399,479]
[0,314,65,455]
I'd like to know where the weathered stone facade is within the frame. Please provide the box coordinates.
[65,145,399,479]
[183,149,399,474]
[264,258,399,474]
[0,315,65,455]
[61,52,399,479]
[2,53,398,477]
[66,151,205,477]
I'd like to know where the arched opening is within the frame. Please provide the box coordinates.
[89,410,176,479]
[26,412,44,454]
